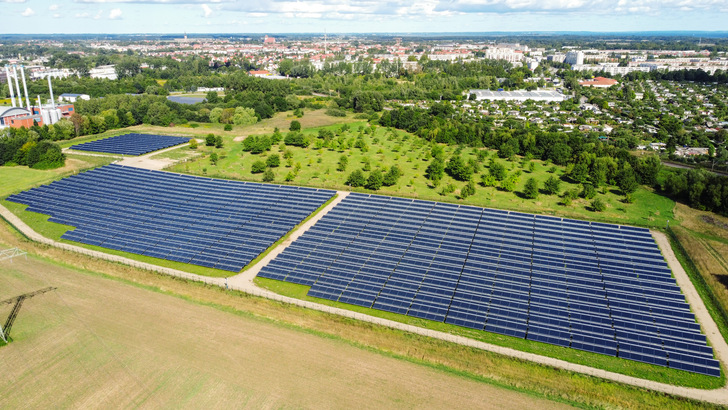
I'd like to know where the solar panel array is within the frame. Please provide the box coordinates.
[7,164,335,272]
[259,193,720,377]
[70,133,190,156]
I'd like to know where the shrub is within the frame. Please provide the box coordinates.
[440,183,456,196]
[591,197,606,212]
[366,170,384,190]
[581,183,596,199]
[523,177,539,199]
[460,180,476,199]
[445,155,472,181]
[289,120,301,131]
[325,108,346,117]
[224,124,233,131]
[215,135,223,148]
[205,133,216,146]
[251,160,266,174]
[284,131,309,147]
[543,175,561,195]
[266,154,280,168]
[189,139,198,150]
[337,155,348,172]
[345,169,367,187]
[262,169,275,182]
[210,152,218,165]
[383,165,402,186]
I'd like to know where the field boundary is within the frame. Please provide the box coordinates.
[1,202,727,405]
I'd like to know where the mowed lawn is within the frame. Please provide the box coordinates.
[168,119,674,229]
[0,251,572,409]
[0,155,115,198]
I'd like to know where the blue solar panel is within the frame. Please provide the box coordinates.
[70,133,190,156]
[8,164,334,272]
[256,193,720,377]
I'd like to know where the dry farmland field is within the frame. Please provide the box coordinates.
[0,242,574,409]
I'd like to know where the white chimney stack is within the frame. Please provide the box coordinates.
[5,65,16,107]
[47,75,56,109]
[12,65,22,107]
[20,65,31,111]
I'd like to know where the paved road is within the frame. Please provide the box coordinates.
[2,195,726,405]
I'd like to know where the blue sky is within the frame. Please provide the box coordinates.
[2,0,728,34]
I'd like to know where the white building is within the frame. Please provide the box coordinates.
[89,65,118,80]
[468,90,566,102]
[30,68,75,80]
[58,93,90,103]
[565,51,585,66]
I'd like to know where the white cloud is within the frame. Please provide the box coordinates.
[53,13,61,18]
[109,8,122,19]
[201,3,212,16]
[75,12,90,17]
[49,4,59,10]
[21,7,34,16]
[0,0,27,3]
[94,9,103,19]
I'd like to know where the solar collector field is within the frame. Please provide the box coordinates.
[259,193,720,377]
[70,133,190,155]
[7,164,335,272]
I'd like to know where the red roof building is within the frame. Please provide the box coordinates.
[579,76,619,88]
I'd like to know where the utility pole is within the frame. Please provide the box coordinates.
[1,287,56,343]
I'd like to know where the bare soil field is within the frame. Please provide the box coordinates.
[0,253,571,409]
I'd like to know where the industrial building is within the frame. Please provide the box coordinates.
[1,64,73,129]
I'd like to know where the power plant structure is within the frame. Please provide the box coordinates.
[1,64,69,129]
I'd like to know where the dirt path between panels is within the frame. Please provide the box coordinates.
[0,256,571,409]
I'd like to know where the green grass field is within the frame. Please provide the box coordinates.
[167,120,674,229]
[0,154,115,198]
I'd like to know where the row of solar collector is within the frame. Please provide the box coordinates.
[313,214,656,248]
[21,193,327,220]
[339,194,652,238]
[19,196,316,226]
[65,223,284,246]
[323,207,661,254]
[294,237,670,285]
[64,234,258,271]
[38,203,310,230]
[311,216,665,260]
[36,209,304,242]
[294,239,670,287]
[275,256,688,320]
[44,180,334,205]
[299,228,673,284]
[278,240,692,317]
[298,276,711,363]
[19,184,330,212]
[301,280,711,364]
[277,260,693,327]
[325,209,659,251]
[280,260,688,328]
[442,310,718,375]
[276,252,684,311]
[63,226,276,251]
[306,227,668,274]
[335,215,654,249]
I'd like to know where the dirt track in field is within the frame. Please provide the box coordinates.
[0,256,570,409]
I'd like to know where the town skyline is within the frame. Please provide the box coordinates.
[3,0,728,34]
